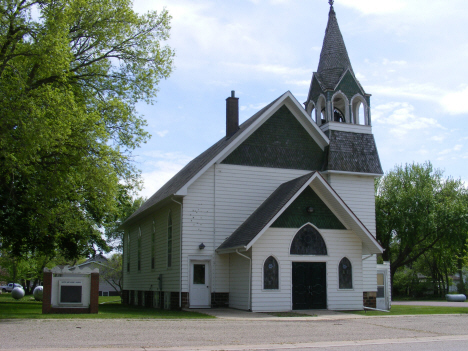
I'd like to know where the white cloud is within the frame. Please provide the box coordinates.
[240,102,268,111]
[430,135,446,143]
[439,144,463,156]
[339,0,406,15]
[373,102,442,138]
[156,130,169,137]
[367,83,442,102]
[382,59,407,66]
[138,151,193,199]
[440,87,468,115]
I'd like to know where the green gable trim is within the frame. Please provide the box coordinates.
[272,186,346,229]
[309,75,324,103]
[335,71,363,100]
[222,105,324,171]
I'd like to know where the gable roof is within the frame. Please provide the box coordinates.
[217,172,316,251]
[124,92,329,226]
[217,172,383,254]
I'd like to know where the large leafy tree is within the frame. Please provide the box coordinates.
[376,162,468,287]
[0,0,174,259]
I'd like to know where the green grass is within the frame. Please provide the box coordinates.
[347,304,468,316]
[0,294,214,320]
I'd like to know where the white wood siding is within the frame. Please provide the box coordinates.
[250,228,363,312]
[229,251,251,310]
[327,173,376,236]
[181,166,216,292]
[362,253,377,292]
[182,164,310,293]
[122,203,181,293]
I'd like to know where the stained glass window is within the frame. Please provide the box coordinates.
[138,227,141,271]
[290,225,327,255]
[339,257,352,289]
[264,256,279,289]
[151,220,156,269]
[167,211,172,268]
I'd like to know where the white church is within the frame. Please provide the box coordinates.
[121,1,391,312]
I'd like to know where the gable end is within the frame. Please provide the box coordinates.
[272,186,346,229]
[221,105,325,171]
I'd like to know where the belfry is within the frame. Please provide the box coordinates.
[305,0,371,128]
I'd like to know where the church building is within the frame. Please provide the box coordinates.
[121,1,391,312]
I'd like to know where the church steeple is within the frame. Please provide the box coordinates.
[317,1,354,90]
[305,1,371,130]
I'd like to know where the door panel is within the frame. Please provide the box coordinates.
[189,261,211,308]
[292,262,326,310]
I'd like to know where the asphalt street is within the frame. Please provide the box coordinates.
[1,314,468,350]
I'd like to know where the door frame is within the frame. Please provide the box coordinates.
[291,261,327,310]
[376,269,388,310]
[189,258,211,308]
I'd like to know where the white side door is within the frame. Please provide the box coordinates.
[376,270,388,310]
[189,261,211,308]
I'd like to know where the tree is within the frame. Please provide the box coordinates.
[99,253,122,299]
[376,162,468,289]
[0,0,174,259]
[104,192,145,252]
[0,249,83,294]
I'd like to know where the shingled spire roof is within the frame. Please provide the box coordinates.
[317,2,353,90]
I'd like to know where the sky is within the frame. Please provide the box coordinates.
[130,0,468,199]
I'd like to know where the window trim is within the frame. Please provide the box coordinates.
[338,257,353,290]
[289,223,328,256]
[263,255,280,290]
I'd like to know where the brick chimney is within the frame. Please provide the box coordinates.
[226,90,239,138]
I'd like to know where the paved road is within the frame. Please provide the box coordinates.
[1,314,468,350]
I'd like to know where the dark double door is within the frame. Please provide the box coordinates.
[292,262,327,310]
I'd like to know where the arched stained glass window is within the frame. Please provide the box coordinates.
[151,220,156,269]
[126,232,130,272]
[339,257,353,289]
[167,211,173,268]
[138,227,142,271]
[290,225,327,255]
[263,256,279,290]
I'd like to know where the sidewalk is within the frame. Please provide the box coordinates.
[186,307,366,320]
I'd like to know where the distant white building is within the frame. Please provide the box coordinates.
[72,255,120,297]
[121,2,391,312]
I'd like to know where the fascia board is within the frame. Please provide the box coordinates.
[310,174,383,253]
[245,172,318,250]
[176,92,290,196]
[321,170,383,178]
[216,246,247,254]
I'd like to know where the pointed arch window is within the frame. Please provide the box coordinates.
[151,220,156,269]
[263,256,279,290]
[126,232,130,272]
[167,211,173,268]
[137,227,142,271]
[290,225,327,255]
[339,257,353,289]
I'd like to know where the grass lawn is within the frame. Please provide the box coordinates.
[0,293,214,320]
[347,304,468,316]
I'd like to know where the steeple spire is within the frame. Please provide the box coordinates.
[317,1,353,90]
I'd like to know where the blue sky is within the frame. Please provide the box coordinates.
[131,0,468,199]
